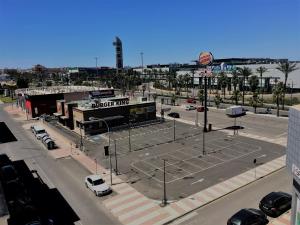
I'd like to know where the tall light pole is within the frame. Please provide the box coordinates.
[89,117,112,185]
[140,52,144,75]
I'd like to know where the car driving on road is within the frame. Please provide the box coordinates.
[85,175,112,196]
[168,112,180,118]
[185,105,196,111]
[259,191,292,217]
[227,208,268,225]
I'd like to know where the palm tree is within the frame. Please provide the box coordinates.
[272,82,284,117]
[256,66,267,101]
[276,62,298,109]
[214,93,222,109]
[249,75,259,93]
[176,75,184,95]
[218,72,228,99]
[237,67,252,105]
[183,73,190,97]
[231,90,241,105]
[171,94,177,106]
[249,91,260,113]
[198,89,204,106]
[231,70,239,93]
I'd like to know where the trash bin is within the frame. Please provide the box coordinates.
[208,123,212,131]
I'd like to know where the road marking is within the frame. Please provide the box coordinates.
[191,178,204,185]
[257,154,266,159]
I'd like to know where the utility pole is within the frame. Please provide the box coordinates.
[95,57,98,84]
[114,139,118,175]
[140,52,144,75]
[128,123,131,152]
[79,121,84,151]
[173,118,176,141]
[203,75,208,132]
[162,159,167,206]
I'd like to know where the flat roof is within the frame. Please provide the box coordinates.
[15,86,113,96]
[75,98,155,112]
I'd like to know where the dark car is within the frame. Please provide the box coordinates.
[0,154,11,168]
[168,112,180,118]
[259,191,292,217]
[0,164,19,184]
[227,208,268,225]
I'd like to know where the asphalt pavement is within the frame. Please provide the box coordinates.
[0,105,120,225]
[172,168,292,225]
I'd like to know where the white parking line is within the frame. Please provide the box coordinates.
[191,178,204,185]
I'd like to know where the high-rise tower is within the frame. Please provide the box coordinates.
[113,36,123,74]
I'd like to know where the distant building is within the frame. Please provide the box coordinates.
[15,86,114,118]
[113,36,123,74]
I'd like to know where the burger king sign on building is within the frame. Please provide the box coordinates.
[199,52,214,66]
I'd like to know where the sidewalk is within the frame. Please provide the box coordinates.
[269,211,291,225]
[6,106,289,225]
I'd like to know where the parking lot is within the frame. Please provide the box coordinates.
[87,119,285,200]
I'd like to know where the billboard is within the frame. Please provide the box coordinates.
[199,52,214,66]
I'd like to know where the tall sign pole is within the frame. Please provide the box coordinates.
[199,52,214,133]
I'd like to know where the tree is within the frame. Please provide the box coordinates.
[248,75,259,93]
[249,91,260,113]
[237,67,252,105]
[272,82,284,117]
[171,94,177,106]
[176,75,184,95]
[214,93,222,109]
[16,77,29,88]
[46,80,52,86]
[218,72,228,99]
[183,73,190,97]
[152,93,157,102]
[231,90,241,105]
[256,66,267,100]
[276,62,298,109]
[198,89,204,106]
[231,70,239,93]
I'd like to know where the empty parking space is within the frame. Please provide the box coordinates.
[132,135,262,184]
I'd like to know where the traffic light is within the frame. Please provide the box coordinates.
[104,146,109,156]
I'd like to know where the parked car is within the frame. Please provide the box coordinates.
[0,154,11,168]
[168,112,180,118]
[0,164,20,185]
[31,126,47,140]
[197,106,209,112]
[259,192,292,217]
[227,208,268,225]
[185,105,197,111]
[85,175,112,196]
[44,139,55,150]
[187,98,196,104]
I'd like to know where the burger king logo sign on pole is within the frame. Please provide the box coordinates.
[199,52,214,66]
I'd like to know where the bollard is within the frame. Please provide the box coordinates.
[208,123,212,131]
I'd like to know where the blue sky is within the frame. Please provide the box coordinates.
[0,0,299,68]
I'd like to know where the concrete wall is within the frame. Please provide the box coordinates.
[286,105,300,224]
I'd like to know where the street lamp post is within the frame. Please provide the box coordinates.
[162,159,168,206]
[89,117,112,185]
[114,139,118,175]
[173,118,176,141]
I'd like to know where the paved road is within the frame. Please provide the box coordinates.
[0,105,120,225]
[172,168,292,225]
[157,103,288,139]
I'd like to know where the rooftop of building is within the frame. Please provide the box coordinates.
[74,96,153,111]
[15,86,113,96]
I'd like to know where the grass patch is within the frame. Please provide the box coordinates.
[0,95,16,103]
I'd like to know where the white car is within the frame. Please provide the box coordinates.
[85,175,112,196]
[185,105,196,111]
